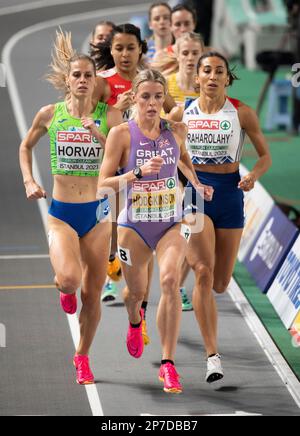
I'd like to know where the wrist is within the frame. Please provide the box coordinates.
[133,166,143,180]
[249,171,258,182]
[23,178,34,185]
[96,132,106,147]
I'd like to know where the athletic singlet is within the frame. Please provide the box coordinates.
[167,73,198,106]
[97,67,133,121]
[48,101,109,176]
[119,119,181,224]
[183,97,245,165]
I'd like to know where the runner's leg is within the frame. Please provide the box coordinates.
[77,220,111,356]
[156,224,188,361]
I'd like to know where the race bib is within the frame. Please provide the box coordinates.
[118,246,132,266]
[55,130,103,173]
[131,177,177,222]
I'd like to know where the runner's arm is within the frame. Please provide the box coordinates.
[238,104,272,191]
[19,105,54,199]
[168,105,184,122]
[163,93,177,114]
[97,125,134,197]
[106,106,124,140]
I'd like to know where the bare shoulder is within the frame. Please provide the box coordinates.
[168,105,184,122]
[108,122,130,140]
[237,102,259,128]
[94,75,107,102]
[170,121,188,138]
[36,104,55,127]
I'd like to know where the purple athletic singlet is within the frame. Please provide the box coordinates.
[118,119,182,250]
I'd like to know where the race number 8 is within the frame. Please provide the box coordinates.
[118,246,132,266]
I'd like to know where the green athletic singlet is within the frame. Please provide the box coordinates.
[48,101,109,177]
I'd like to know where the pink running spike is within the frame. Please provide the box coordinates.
[73,354,94,385]
[159,363,182,394]
[126,310,144,358]
[60,292,77,315]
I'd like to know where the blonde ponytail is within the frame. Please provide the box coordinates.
[46,29,96,95]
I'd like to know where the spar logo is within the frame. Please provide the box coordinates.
[188,120,220,130]
[133,178,170,192]
[166,178,176,189]
[57,131,98,144]
[220,120,231,131]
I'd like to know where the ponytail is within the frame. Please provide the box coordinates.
[46,29,96,94]
[46,29,75,92]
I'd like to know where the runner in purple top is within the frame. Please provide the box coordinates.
[97,69,213,394]
[117,118,183,250]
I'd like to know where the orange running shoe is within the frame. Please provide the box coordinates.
[73,354,94,385]
[159,363,182,394]
[141,308,150,346]
[107,256,122,282]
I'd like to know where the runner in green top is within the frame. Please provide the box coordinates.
[48,100,109,177]
[19,30,123,385]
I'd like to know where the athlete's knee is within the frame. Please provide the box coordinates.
[125,286,145,302]
[213,279,230,294]
[56,274,80,294]
[160,271,178,294]
[194,263,214,287]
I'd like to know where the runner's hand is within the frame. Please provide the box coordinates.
[238,173,256,192]
[81,117,98,135]
[114,90,133,112]
[81,117,106,146]
[24,180,47,200]
[140,157,164,177]
[194,182,214,202]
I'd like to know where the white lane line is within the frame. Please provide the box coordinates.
[0,0,94,17]
[141,411,263,416]
[229,278,300,409]
[2,3,149,417]
[0,254,49,260]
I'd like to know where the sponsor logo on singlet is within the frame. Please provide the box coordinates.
[188,119,232,131]
[187,118,233,160]
[131,177,177,221]
[55,129,103,172]
[188,120,220,130]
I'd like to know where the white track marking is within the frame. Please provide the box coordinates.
[141,411,263,416]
